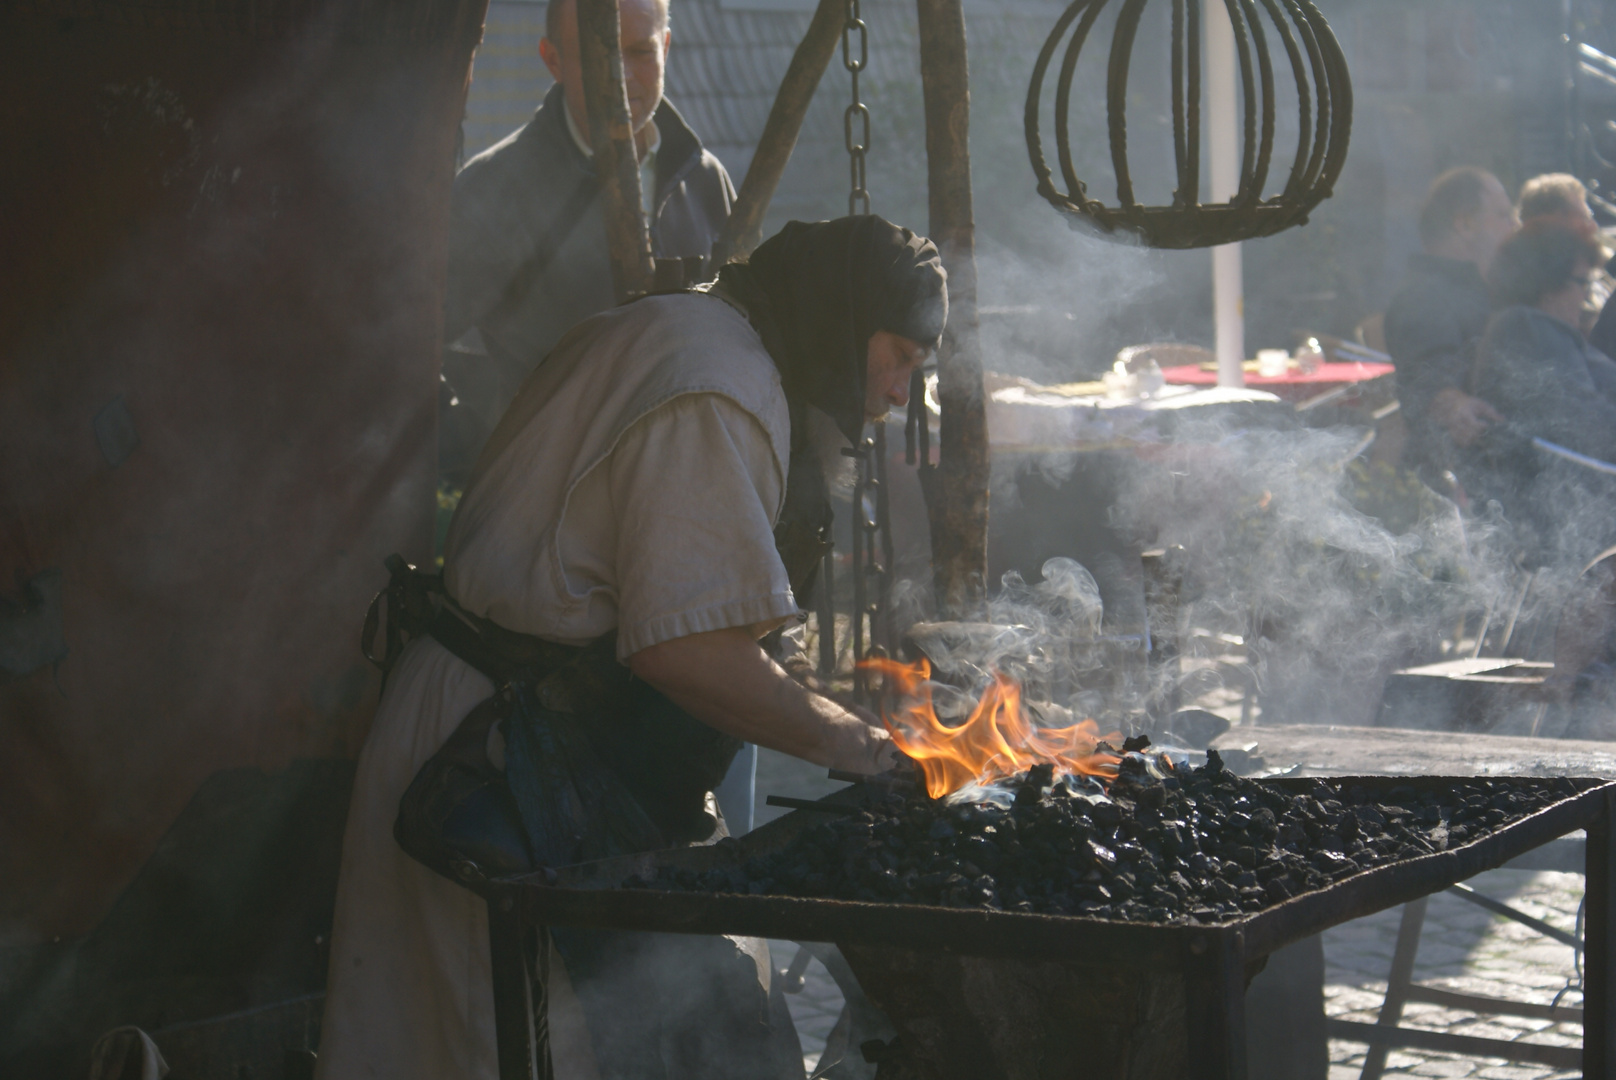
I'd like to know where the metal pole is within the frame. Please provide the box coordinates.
[575,0,655,302]
[1185,928,1249,1080]
[1207,0,1245,388]
[1586,789,1616,1078]
[915,0,990,620]
[488,896,550,1080]
[709,0,846,268]
[1359,897,1428,1080]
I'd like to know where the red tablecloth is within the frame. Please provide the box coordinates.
[1160,360,1395,403]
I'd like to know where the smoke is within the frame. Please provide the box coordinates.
[893,399,1552,736]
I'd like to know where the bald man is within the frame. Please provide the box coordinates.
[442,0,734,460]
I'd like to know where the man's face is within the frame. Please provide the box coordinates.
[540,0,670,145]
[864,331,932,423]
[1464,175,1519,271]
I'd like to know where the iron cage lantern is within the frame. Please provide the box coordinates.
[1025,0,1353,249]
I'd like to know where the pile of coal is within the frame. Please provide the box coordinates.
[629,747,1579,923]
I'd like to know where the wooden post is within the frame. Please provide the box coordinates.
[915,0,990,619]
[709,0,846,268]
[576,0,655,301]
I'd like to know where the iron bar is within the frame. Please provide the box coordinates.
[1184,929,1248,1080]
[873,422,895,654]
[1585,788,1616,1076]
[766,795,863,814]
[1402,984,1582,1025]
[1359,897,1426,1080]
[575,0,654,301]
[1328,1020,1583,1071]
[488,897,551,1080]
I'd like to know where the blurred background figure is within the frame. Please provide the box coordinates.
[1383,167,1515,487]
[1467,222,1616,567]
[439,0,734,487]
[1517,172,1611,338]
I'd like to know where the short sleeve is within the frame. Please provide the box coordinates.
[607,393,796,658]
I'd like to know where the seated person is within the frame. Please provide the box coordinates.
[1469,222,1616,565]
[1517,172,1609,337]
[1384,167,1514,481]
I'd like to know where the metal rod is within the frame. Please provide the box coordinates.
[874,422,896,654]
[1534,436,1616,477]
[1402,983,1582,1024]
[1359,896,1426,1080]
[818,549,838,676]
[709,0,845,268]
[1329,1019,1582,1071]
[1445,882,1582,949]
[916,0,990,619]
[575,0,654,301]
[766,795,863,814]
[1497,568,1536,658]
[1184,929,1248,1080]
[1585,788,1616,1077]
[488,896,549,1080]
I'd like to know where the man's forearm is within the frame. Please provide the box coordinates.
[629,627,892,773]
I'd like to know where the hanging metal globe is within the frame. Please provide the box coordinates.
[1025,0,1353,249]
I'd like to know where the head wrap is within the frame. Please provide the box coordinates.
[716,216,947,443]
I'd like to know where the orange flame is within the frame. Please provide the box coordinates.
[860,656,1122,799]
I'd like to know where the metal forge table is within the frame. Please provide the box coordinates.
[485,776,1616,1080]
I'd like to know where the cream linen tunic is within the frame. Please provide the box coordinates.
[316,292,799,1080]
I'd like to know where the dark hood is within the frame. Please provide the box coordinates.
[716,216,947,443]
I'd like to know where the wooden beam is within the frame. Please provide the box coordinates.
[915,0,989,618]
[576,0,655,301]
[709,0,846,269]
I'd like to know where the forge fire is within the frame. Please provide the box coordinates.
[635,755,1579,923]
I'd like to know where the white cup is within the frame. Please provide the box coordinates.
[1256,349,1290,378]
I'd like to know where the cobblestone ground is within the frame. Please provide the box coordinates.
[1324,868,1585,1080]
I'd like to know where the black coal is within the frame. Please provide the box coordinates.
[630,747,1578,923]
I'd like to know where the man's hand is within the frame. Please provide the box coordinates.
[1429,387,1503,447]
[629,627,898,775]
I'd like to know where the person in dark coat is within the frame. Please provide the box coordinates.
[441,0,735,469]
[1469,222,1616,565]
[1383,167,1516,480]
[1518,172,1610,339]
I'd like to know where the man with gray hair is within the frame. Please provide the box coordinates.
[441,0,734,461]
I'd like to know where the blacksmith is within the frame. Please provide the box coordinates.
[441,0,734,454]
[316,217,944,1080]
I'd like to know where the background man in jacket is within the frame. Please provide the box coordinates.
[441,0,735,475]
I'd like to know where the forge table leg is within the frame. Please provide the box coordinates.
[488,897,552,1080]
[1186,929,1248,1080]
[1587,792,1616,1079]
[1360,896,1428,1080]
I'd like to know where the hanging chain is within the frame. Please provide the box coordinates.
[843,0,871,216]
[816,0,889,694]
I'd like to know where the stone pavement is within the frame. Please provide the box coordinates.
[1323,867,1585,1080]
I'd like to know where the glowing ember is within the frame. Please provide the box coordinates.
[860,657,1122,799]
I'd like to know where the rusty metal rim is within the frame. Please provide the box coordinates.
[495,776,1613,969]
